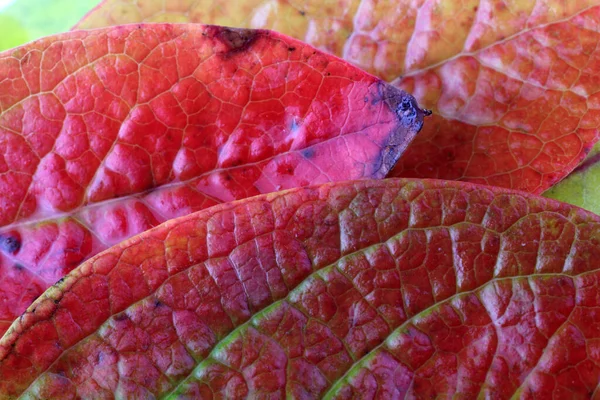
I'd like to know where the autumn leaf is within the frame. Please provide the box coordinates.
[0,24,426,336]
[1,178,600,398]
[77,0,600,194]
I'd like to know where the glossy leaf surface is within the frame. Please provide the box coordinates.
[0,24,426,335]
[77,0,600,193]
[2,178,600,398]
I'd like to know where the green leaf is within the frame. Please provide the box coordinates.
[544,142,600,215]
[0,0,99,51]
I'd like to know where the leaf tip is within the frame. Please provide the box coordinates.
[374,82,428,177]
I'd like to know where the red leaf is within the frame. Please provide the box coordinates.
[0,24,426,336]
[77,1,600,193]
[1,178,600,398]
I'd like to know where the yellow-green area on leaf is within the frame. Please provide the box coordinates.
[0,0,99,51]
[0,14,28,51]
[544,142,600,215]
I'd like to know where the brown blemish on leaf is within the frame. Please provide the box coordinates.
[204,25,263,56]
[113,313,129,322]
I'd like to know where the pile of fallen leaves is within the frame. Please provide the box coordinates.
[1,1,600,398]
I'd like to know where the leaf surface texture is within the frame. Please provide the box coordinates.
[0,24,424,335]
[1,178,600,398]
[77,0,600,193]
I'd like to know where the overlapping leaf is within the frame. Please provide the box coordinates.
[77,0,600,194]
[0,24,426,336]
[2,178,600,398]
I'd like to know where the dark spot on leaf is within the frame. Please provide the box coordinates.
[53,299,59,305]
[276,163,295,175]
[205,26,261,57]
[114,313,129,322]
[399,97,416,118]
[302,148,315,159]
[154,299,163,308]
[393,92,422,128]
[56,277,65,285]
[364,96,369,103]
[299,10,306,16]
[13,264,24,272]
[0,232,21,254]
[288,46,296,51]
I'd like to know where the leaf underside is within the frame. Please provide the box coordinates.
[1,178,600,399]
[0,24,426,335]
[76,0,600,195]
